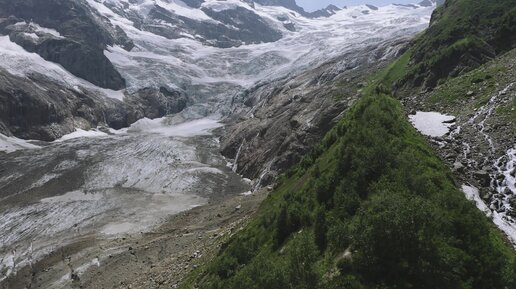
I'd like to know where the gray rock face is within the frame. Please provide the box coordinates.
[139,3,282,48]
[308,5,341,18]
[125,87,189,120]
[253,0,302,12]
[0,67,189,141]
[0,68,128,141]
[0,0,132,89]
[254,0,343,18]
[182,0,205,8]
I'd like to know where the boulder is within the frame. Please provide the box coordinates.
[453,162,465,173]
[474,170,491,187]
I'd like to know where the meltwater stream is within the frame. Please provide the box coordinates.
[0,117,250,282]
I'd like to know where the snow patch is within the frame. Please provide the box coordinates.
[409,111,455,137]
[126,117,222,137]
[157,0,212,20]
[54,129,109,142]
[462,185,491,215]
[0,133,40,153]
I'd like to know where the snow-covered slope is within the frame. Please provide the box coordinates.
[95,1,434,115]
[0,0,436,140]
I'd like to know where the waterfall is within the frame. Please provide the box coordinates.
[232,139,246,173]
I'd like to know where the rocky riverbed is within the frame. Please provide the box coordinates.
[404,49,516,246]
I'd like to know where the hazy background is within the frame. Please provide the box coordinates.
[297,0,418,11]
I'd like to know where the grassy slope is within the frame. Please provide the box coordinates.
[399,0,516,88]
[182,88,516,289]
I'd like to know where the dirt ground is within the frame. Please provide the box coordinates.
[1,188,268,289]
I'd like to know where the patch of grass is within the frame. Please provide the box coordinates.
[428,63,507,109]
[373,50,411,89]
[401,0,516,88]
[497,97,516,132]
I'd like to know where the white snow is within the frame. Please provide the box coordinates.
[409,111,456,137]
[90,1,435,114]
[0,35,125,101]
[462,184,516,246]
[0,2,435,115]
[462,185,491,215]
[240,191,253,196]
[126,117,222,137]
[157,0,213,20]
[0,133,40,153]
[54,129,109,142]
[0,251,16,282]
[29,22,64,38]
[14,21,63,38]
[201,0,251,12]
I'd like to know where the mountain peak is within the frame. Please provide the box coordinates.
[418,0,445,7]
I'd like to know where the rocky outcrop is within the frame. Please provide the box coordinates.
[0,0,132,89]
[253,0,304,13]
[254,0,344,18]
[0,67,191,141]
[141,3,282,48]
[308,5,341,18]
[0,68,128,141]
[125,87,189,120]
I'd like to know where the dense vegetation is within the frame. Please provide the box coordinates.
[399,0,516,88]
[182,90,516,289]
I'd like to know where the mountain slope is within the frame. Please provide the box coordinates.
[0,0,131,89]
[182,90,516,289]
[399,0,516,89]
[180,1,516,288]
[0,1,435,142]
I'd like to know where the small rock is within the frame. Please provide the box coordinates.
[235,205,241,210]
[509,196,516,208]
[453,162,465,173]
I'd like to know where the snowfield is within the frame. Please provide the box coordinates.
[0,1,436,117]
[409,111,456,137]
